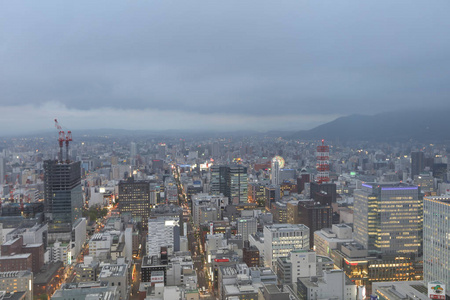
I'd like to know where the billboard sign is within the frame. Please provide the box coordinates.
[428,281,445,300]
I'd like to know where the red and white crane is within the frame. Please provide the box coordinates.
[54,119,72,163]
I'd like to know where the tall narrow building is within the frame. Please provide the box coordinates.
[271,157,280,186]
[227,165,248,204]
[44,160,83,233]
[423,196,450,288]
[210,165,228,196]
[411,151,425,178]
[353,182,422,256]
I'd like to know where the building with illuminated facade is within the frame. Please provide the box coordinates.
[0,271,33,300]
[353,182,422,256]
[423,196,450,289]
[211,165,248,204]
[118,177,150,226]
[263,224,309,270]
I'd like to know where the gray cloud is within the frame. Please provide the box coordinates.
[1,0,450,132]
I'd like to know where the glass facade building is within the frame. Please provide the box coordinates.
[44,160,83,233]
[423,196,450,288]
[354,183,422,256]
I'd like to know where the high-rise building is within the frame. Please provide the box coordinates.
[210,165,229,196]
[130,142,137,165]
[118,177,150,226]
[264,185,280,210]
[212,141,220,158]
[354,182,422,256]
[297,200,333,248]
[411,151,425,178]
[210,165,248,203]
[44,160,83,233]
[147,217,181,257]
[263,224,310,270]
[271,157,280,186]
[0,157,5,185]
[158,143,166,160]
[237,217,257,242]
[423,196,450,288]
[227,165,248,204]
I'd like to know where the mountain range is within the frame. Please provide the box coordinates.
[290,109,450,142]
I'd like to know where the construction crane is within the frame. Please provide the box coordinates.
[54,119,72,163]
[54,119,65,163]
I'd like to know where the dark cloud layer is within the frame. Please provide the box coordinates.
[1,0,450,127]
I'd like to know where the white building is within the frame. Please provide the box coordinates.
[263,224,309,270]
[424,196,450,288]
[89,233,112,259]
[50,241,71,266]
[124,227,133,261]
[147,218,180,257]
[71,218,87,261]
[271,158,280,186]
[98,264,129,300]
[314,224,354,257]
[237,217,257,242]
[297,269,357,300]
[373,281,430,300]
[205,234,227,254]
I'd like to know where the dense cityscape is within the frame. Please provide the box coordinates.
[0,127,447,300]
[2,1,450,300]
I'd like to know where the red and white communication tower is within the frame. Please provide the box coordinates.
[316,139,330,184]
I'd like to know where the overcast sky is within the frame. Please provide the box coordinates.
[1,1,449,134]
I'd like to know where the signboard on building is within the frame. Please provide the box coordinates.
[428,281,446,300]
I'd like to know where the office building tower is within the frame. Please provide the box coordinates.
[147,217,181,257]
[210,165,248,203]
[0,157,5,185]
[423,196,450,288]
[158,143,166,160]
[264,185,280,210]
[247,183,265,206]
[227,165,248,204]
[263,224,309,270]
[150,204,184,236]
[297,200,333,248]
[44,160,83,233]
[210,165,229,196]
[271,157,280,186]
[130,142,137,165]
[237,217,257,242]
[411,151,425,178]
[118,177,150,226]
[354,182,422,256]
[212,141,220,158]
